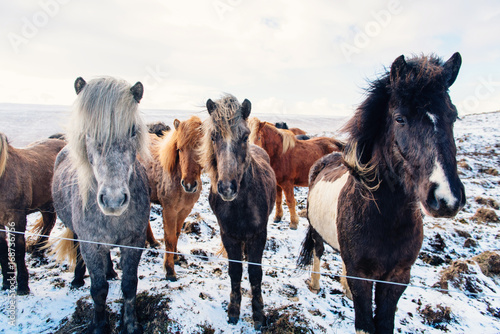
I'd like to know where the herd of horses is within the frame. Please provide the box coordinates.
[0,52,465,334]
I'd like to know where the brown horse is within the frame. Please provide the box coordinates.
[0,133,66,294]
[275,121,307,135]
[249,119,343,229]
[142,116,203,281]
[299,53,465,333]
[200,95,276,329]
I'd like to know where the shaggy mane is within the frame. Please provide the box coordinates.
[0,133,8,178]
[158,116,202,173]
[66,77,149,204]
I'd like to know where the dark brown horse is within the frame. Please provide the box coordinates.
[0,133,66,294]
[249,119,343,229]
[200,95,276,329]
[142,116,203,281]
[299,53,466,333]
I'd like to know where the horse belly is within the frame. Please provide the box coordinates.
[307,172,349,251]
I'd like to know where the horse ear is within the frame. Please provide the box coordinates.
[390,55,406,85]
[130,82,144,103]
[174,119,180,130]
[206,99,217,115]
[241,99,251,119]
[443,52,462,87]
[74,77,86,95]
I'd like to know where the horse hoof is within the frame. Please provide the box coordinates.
[165,274,177,282]
[254,321,263,330]
[273,218,282,223]
[106,270,118,280]
[17,287,30,296]
[70,280,85,289]
[148,241,161,248]
[289,222,298,230]
[228,316,239,325]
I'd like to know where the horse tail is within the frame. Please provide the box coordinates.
[297,225,315,268]
[0,133,9,178]
[49,228,79,270]
[30,215,45,237]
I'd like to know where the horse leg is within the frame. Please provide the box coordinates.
[13,216,29,295]
[340,261,353,300]
[373,269,410,334]
[81,242,110,333]
[146,221,160,248]
[222,234,243,325]
[32,209,56,258]
[282,183,298,229]
[273,185,283,223]
[347,270,376,334]
[162,207,178,281]
[0,229,15,290]
[105,251,118,280]
[71,238,87,289]
[120,246,143,334]
[246,234,267,330]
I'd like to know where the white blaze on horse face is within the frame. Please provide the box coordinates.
[307,172,349,252]
[427,112,438,132]
[429,160,458,207]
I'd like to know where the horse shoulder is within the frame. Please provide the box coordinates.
[307,153,349,251]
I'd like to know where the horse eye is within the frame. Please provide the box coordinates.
[394,115,406,125]
[131,126,137,137]
[242,135,249,142]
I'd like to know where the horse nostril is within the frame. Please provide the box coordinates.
[192,181,197,189]
[121,193,128,206]
[181,179,185,187]
[99,193,106,206]
[230,180,237,193]
[426,185,440,211]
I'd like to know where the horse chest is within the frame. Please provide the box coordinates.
[307,172,350,252]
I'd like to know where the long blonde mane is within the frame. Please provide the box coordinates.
[0,133,8,178]
[158,116,202,173]
[66,77,150,204]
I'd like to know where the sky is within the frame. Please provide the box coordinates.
[1,0,499,116]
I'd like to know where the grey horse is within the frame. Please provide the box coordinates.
[52,77,150,333]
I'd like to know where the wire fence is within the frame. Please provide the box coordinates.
[3,229,500,300]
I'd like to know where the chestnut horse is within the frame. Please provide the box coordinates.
[249,119,343,229]
[142,116,203,281]
[299,53,466,333]
[275,121,307,135]
[200,95,276,329]
[0,133,66,294]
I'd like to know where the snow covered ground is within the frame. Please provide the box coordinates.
[0,106,499,333]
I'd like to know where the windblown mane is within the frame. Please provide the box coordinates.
[158,116,202,173]
[0,133,8,178]
[66,77,149,203]
[341,54,452,191]
[199,94,248,185]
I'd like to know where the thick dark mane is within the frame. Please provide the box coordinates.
[341,54,459,190]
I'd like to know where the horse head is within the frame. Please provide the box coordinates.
[203,95,252,201]
[174,117,203,193]
[70,77,149,216]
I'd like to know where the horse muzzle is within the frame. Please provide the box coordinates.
[421,181,466,218]
[181,179,198,194]
[217,180,238,201]
[97,186,130,216]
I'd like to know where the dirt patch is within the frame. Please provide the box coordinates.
[472,208,499,223]
[429,233,447,252]
[472,251,500,277]
[475,196,500,210]
[439,260,483,294]
[479,167,499,176]
[419,304,453,331]
[263,305,314,333]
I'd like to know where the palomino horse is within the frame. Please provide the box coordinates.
[249,119,343,229]
[52,77,151,333]
[200,95,276,329]
[142,116,203,281]
[298,53,466,333]
[0,134,65,294]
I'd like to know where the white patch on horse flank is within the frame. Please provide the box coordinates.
[429,160,457,207]
[307,172,349,252]
[427,112,438,132]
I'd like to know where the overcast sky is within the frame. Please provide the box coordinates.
[1,0,499,116]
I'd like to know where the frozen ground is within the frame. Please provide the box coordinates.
[0,105,499,333]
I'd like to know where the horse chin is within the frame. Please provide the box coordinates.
[98,204,129,217]
[219,192,238,202]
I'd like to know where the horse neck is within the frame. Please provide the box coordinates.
[263,126,283,158]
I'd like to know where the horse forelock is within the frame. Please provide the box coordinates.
[0,133,8,178]
[66,77,149,203]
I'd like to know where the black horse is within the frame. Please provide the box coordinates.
[299,53,466,333]
[200,94,276,329]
